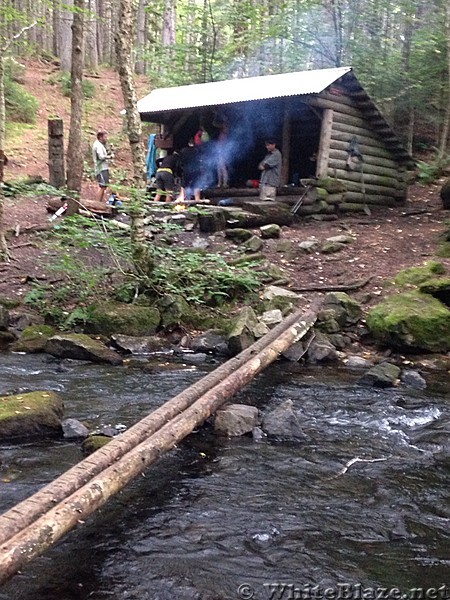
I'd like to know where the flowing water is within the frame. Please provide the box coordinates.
[0,353,449,600]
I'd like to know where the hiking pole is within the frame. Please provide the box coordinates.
[291,185,310,215]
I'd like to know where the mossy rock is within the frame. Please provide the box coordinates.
[45,333,123,364]
[0,390,63,440]
[185,307,230,331]
[437,242,450,258]
[243,235,264,253]
[85,302,161,336]
[320,292,362,328]
[0,305,8,330]
[81,434,112,455]
[321,241,346,254]
[158,294,192,328]
[227,306,259,354]
[224,228,253,242]
[258,295,294,316]
[393,261,446,288]
[366,291,450,352]
[10,324,56,353]
[0,330,16,350]
[419,277,450,306]
[440,177,450,209]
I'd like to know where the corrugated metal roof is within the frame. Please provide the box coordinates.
[137,67,352,114]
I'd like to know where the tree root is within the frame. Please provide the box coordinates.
[291,276,373,293]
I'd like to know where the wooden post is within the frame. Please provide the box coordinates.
[48,119,66,188]
[0,304,319,583]
[281,101,291,186]
[316,108,333,178]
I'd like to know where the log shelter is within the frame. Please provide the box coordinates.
[137,67,415,212]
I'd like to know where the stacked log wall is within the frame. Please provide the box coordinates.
[309,92,409,211]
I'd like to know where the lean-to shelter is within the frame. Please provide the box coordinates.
[137,67,415,210]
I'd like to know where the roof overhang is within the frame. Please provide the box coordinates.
[137,67,353,117]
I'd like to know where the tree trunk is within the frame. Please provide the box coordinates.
[162,0,176,47]
[66,0,85,194]
[59,0,74,71]
[115,0,146,187]
[134,0,147,74]
[438,0,450,160]
[0,55,5,152]
[52,0,60,56]
[85,0,98,70]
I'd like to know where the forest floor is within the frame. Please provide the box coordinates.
[1,59,450,324]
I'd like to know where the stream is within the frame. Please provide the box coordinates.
[0,352,449,600]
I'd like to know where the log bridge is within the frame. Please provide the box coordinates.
[0,303,319,584]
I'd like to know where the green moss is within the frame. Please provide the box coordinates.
[81,435,112,455]
[184,306,230,331]
[0,297,21,309]
[21,325,56,339]
[436,242,450,258]
[419,277,450,305]
[367,291,450,352]
[86,303,161,336]
[315,187,329,199]
[0,391,63,439]
[393,261,446,287]
[314,178,347,193]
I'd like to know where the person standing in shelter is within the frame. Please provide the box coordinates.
[92,130,113,203]
[258,138,282,202]
[216,122,229,188]
[153,150,180,202]
[178,138,201,202]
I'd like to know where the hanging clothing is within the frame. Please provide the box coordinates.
[146,134,157,180]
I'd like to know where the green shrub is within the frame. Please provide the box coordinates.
[4,57,26,83]
[416,151,450,184]
[4,76,38,124]
[49,73,95,98]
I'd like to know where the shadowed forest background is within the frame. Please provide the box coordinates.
[1,0,449,165]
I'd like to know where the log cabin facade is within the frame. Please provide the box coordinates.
[137,67,415,213]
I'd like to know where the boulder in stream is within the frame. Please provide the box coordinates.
[0,390,63,440]
[262,399,307,440]
[358,362,401,388]
[214,404,259,437]
[45,333,123,365]
[81,434,113,455]
[10,324,56,353]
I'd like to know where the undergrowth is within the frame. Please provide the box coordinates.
[25,215,265,329]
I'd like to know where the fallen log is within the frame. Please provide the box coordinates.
[0,303,319,548]
[0,303,318,583]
